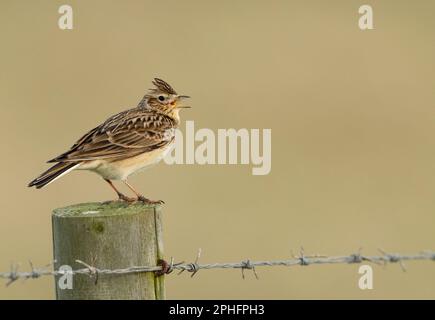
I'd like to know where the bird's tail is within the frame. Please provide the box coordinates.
[28,162,79,189]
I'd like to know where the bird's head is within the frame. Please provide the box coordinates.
[138,78,190,118]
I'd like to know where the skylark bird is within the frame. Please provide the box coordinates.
[28,78,190,204]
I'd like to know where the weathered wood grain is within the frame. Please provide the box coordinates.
[52,202,165,300]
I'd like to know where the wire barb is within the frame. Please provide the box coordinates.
[241,259,259,280]
[5,263,19,287]
[75,259,99,284]
[189,248,202,278]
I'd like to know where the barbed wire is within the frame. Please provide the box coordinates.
[1,248,434,286]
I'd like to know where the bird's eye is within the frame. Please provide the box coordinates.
[158,95,165,101]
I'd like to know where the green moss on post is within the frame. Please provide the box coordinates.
[52,202,165,300]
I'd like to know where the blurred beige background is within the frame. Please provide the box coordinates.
[0,0,435,299]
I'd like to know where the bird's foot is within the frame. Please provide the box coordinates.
[137,195,165,205]
[118,193,136,203]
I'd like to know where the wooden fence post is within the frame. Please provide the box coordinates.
[52,202,165,300]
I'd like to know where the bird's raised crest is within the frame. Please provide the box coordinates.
[151,78,177,95]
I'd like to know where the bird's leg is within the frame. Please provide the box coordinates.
[123,180,164,205]
[104,179,135,202]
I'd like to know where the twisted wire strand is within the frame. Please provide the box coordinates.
[1,249,434,286]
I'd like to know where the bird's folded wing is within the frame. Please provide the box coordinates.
[49,111,176,163]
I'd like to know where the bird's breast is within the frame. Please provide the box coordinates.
[79,141,175,180]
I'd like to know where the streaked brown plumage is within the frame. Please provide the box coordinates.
[28,78,190,204]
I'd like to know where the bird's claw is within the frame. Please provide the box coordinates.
[137,195,165,205]
[118,194,136,203]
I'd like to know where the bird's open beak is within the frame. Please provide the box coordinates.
[176,95,191,108]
